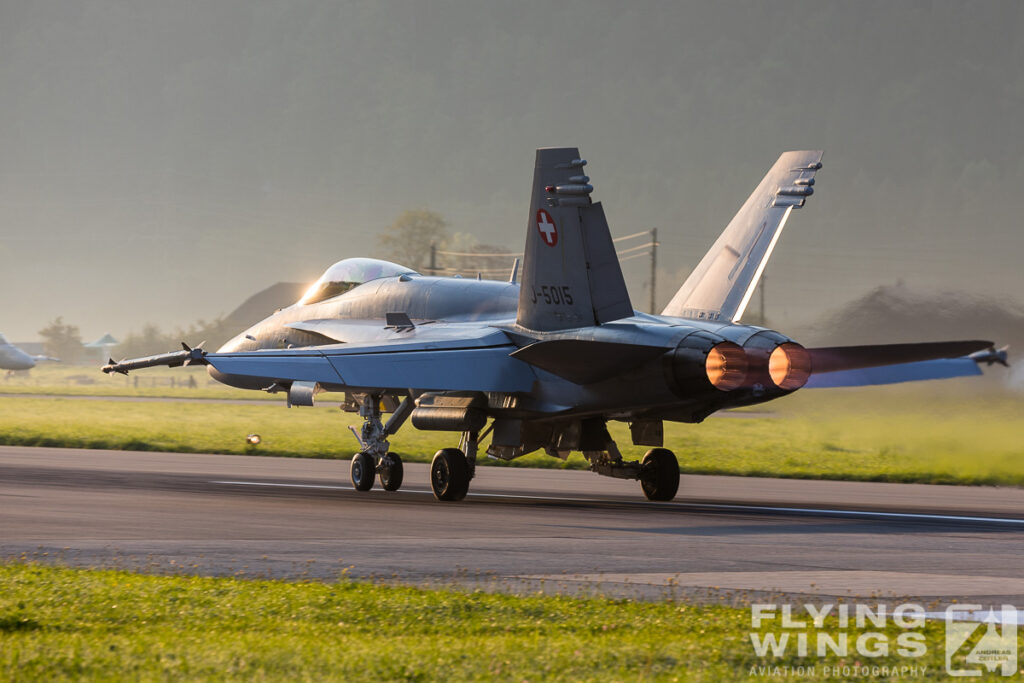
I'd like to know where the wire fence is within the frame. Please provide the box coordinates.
[422,228,658,310]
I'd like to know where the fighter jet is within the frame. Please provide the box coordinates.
[103,148,1006,502]
[0,333,58,373]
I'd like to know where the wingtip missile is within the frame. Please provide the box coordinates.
[101,344,208,375]
[102,357,128,375]
[971,345,1010,367]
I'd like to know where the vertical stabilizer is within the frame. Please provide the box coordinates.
[661,150,823,322]
[516,148,633,331]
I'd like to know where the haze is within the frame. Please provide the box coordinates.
[2,1,1022,342]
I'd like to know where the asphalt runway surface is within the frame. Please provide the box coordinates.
[4,445,1024,603]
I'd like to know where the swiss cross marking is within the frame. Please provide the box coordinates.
[536,209,558,247]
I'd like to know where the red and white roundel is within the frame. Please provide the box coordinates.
[536,209,558,247]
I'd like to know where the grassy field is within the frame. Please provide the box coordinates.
[0,563,970,681]
[0,365,277,400]
[0,380,1021,485]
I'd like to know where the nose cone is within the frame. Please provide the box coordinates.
[206,329,272,390]
[206,363,270,390]
[1,349,35,371]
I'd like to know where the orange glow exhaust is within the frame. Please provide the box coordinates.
[705,342,748,391]
[768,342,811,390]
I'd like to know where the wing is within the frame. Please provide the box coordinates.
[204,327,538,394]
[661,150,823,323]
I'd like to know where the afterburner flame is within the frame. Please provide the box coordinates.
[768,342,811,390]
[705,342,748,391]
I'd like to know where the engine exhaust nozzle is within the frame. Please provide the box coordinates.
[705,342,749,391]
[768,342,811,390]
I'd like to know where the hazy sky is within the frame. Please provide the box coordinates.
[2,1,1022,341]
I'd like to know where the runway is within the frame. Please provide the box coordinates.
[4,444,1024,603]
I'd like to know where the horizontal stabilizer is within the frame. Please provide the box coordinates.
[510,339,666,384]
[807,340,993,375]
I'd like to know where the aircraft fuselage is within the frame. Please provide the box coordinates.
[210,273,798,423]
[0,339,37,371]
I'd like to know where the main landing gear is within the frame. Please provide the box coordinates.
[639,448,680,501]
[578,421,679,501]
[428,429,479,501]
[587,446,679,501]
[430,448,469,501]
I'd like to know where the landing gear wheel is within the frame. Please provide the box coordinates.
[430,448,470,502]
[379,455,404,491]
[350,451,376,491]
[640,448,679,501]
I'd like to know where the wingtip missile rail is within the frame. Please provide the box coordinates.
[970,345,1010,367]
[102,342,208,375]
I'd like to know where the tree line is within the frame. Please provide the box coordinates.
[41,208,513,362]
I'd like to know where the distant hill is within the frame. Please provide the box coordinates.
[794,283,1024,349]
[224,282,307,330]
[112,282,309,359]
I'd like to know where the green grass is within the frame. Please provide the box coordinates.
[0,563,975,681]
[0,365,277,400]
[0,381,1022,485]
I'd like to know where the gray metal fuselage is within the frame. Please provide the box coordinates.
[211,274,791,423]
[0,336,38,371]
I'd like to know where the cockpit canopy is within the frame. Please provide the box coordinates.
[299,258,417,305]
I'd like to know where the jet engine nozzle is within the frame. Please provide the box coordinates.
[705,342,749,391]
[768,342,811,390]
[669,333,749,396]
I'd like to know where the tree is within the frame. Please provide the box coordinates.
[38,317,83,364]
[114,318,237,360]
[442,232,519,280]
[377,209,448,273]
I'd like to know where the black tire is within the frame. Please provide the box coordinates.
[379,455,404,491]
[430,448,470,501]
[640,448,679,501]
[350,452,376,491]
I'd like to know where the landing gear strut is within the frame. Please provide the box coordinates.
[348,393,413,492]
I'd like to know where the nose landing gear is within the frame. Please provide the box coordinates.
[350,451,376,491]
[378,453,404,491]
[347,393,413,492]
